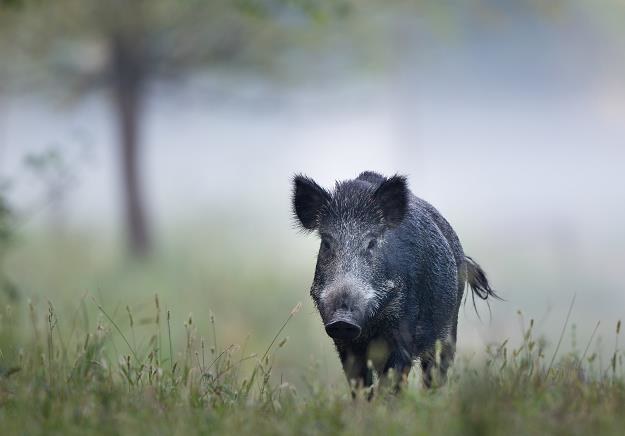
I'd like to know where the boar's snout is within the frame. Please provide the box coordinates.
[320,280,368,341]
[324,318,361,340]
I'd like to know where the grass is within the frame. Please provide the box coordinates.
[0,291,624,436]
[0,230,623,435]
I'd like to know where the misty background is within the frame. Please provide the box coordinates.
[1,0,624,383]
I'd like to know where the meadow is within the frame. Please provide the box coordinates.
[2,0,625,432]
[0,231,624,435]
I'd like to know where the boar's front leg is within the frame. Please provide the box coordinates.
[379,350,413,393]
[338,345,373,391]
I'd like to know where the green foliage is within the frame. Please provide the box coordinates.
[0,291,623,435]
[0,191,12,249]
[0,0,354,90]
[0,0,18,7]
[0,189,18,303]
[0,0,27,9]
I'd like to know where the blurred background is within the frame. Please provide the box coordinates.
[1,0,624,384]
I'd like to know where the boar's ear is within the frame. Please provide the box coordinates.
[292,174,331,231]
[374,175,409,227]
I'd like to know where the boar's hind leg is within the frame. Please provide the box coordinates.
[420,339,456,389]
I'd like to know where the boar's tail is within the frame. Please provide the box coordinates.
[464,256,502,315]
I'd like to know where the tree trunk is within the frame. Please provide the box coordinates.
[110,32,151,258]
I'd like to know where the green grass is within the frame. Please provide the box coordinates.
[0,232,624,435]
[0,291,623,436]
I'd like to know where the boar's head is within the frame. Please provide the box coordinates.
[292,172,409,342]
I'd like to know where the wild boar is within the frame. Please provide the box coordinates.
[292,171,499,389]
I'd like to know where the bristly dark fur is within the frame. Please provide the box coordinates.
[357,171,386,184]
[464,256,502,319]
[465,256,501,301]
[291,170,500,390]
[373,175,409,228]
[292,174,331,232]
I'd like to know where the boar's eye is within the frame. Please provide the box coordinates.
[320,238,333,254]
[366,238,377,251]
